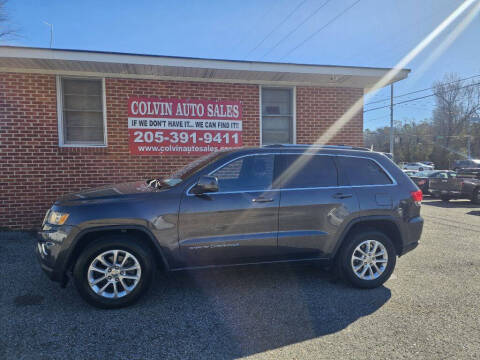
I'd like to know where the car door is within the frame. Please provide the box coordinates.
[275,154,359,259]
[432,171,461,194]
[446,172,461,193]
[337,155,396,213]
[178,154,279,266]
[430,172,449,191]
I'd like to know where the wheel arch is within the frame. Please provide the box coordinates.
[332,217,403,260]
[65,225,170,274]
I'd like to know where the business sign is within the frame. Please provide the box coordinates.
[128,97,243,155]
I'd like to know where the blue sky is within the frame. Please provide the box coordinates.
[3,0,480,130]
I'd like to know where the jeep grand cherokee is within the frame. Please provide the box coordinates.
[36,145,424,308]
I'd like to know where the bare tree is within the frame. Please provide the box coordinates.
[0,0,17,40]
[431,74,480,168]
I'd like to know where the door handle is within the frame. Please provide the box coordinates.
[332,193,353,199]
[252,197,274,203]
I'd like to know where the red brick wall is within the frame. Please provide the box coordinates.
[296,87,364,146]
[0,72,363,229]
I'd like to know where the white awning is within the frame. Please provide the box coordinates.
[0,46,409,89]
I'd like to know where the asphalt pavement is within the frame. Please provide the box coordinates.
[1,198,479,359]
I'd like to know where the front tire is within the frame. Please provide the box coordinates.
[337,230,396,289]
[73,234,154,309]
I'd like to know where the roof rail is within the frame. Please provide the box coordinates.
[262,144,372,151]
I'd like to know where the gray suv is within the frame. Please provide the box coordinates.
[36,145,424,308]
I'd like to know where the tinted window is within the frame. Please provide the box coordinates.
[274,154,338,188]
[212,155,274,192]
[339,157,392,186]
[169,150,231,181]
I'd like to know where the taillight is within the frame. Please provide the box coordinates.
[411,190,423,204]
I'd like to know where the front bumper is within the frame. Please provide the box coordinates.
[36,225,77,284]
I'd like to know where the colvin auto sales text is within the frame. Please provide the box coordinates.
[130,100,240,118]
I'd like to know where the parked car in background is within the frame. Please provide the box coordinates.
[429,168,480,202]
[409,170,456,195]
[403,170,418,177]
[402,162,434,171]
[36,145,424,308]
[452,159,480,171]
[422,161,435,169]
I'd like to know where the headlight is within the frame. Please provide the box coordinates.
[48,211,69,225]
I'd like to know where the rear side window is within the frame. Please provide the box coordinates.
[339,157,392,186]
[274,154,338,188]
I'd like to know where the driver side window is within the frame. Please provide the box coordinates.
[212,155,274,192]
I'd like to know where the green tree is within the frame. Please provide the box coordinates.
[364,74,480,168]
[431,74,480,168]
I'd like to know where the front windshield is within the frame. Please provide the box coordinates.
[162,150,232,186]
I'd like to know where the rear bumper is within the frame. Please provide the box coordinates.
[430,190,462,198]
[400,216,423,256]
[400,240,419,256]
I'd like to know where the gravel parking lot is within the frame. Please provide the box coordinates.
[1,198,479,360]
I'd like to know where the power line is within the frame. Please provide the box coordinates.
[365,74,480,106]
[281,0,362,59]
[244,0,308,59]
[364,114,390,123]
[363,81,480,113]
[231,6,273,51]
[261,0,332,59]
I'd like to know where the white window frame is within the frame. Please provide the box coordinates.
[259,85,296,146]
[56,75,108,147]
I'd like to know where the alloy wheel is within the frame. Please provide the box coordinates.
[87,249,142,299]
[350,240,388,280]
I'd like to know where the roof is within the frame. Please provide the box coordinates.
[231,146,385,159]
[0,46,410,88]
[262,144,371,151]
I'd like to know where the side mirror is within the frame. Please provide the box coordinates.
[191,175,219,195]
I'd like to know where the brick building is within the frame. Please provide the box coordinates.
[0,46,409,229]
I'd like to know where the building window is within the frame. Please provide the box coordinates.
[58,77,106,146]
[261,87,294,145]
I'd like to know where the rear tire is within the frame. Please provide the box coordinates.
[73,234,154,309]
[472,188,480,204]
[337,230,396,289]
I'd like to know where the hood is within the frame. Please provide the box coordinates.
[56,181,158,205]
